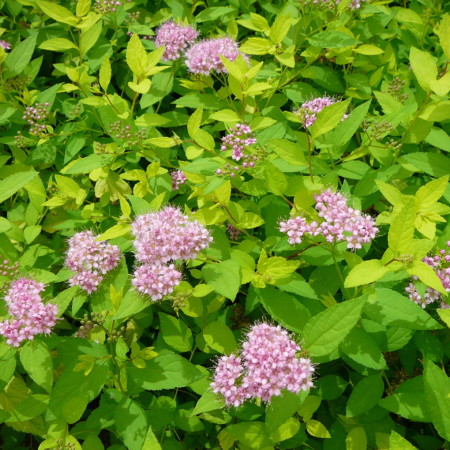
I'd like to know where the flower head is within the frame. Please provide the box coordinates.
[294,97,348,128]
[171,170,187,190]
[211,323,315,407]
[155,21,198,61]
[65,231,120,294]
[0,278,57,347]
[185,37,246,75]
[0,40,11,51]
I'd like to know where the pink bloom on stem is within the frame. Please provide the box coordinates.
[155,21,198,61]
[65,230,120,294]
[294,97,348,128]
[0,40,11,51]
[0,278,57,347]
[220,123,257,162]
[185,37,247,75]
[171,170,187,190]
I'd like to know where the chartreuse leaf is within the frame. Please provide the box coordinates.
[345,259,389,288]
[270,15,292,44]
[266,391,302,433]
[20,340,53,393]
[158,313,193,353]
[365,289,441,330]
[36,1,77,26]
[423,360,450,440]
[302,296,366,357]
[389,431,417,450]
[310,98,351,139]
[271,418,300,443]
[410,47,437,92]
[437,14,450,60]
[76,0,91,16]
[269,139,307,166]
[4,33,37,78]
[99,56,112,91]
[347,373,384,417]
[346,427,367,450]
[39,38,78,51]
[126,33,147,77]
[193,388,225,415]
[0,171,38,204]
[306,420,330,438]
[407,261,446,294]
[388,197,416,254]
[415,175,448,209]
[376,180,403,205]
[202,321,237,354]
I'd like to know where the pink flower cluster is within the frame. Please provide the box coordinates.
[155,21,198,61]
[220,123,257,163]
[0,40,11,51]
[294,97,348,128]
[171,170,187,190]
[279,189,378,250]
[405,241,450,309]
[65,231,120,294]
[132,206,212,300]
[211,323,314,407]
[0,279,57,347]
[227,223,242,240]
[185,37,246,75]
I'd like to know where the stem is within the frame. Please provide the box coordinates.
[306,131,314,183]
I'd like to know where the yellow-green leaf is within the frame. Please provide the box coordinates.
[306,420,330,439]
[99,56,111,91]
[126,33,147,77]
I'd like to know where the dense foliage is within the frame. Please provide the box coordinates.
[0,0,450,448]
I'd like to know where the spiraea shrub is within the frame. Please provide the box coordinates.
[0,0,449,448]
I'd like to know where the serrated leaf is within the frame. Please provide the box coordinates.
[126,33,147,77]
[410,47,437,92]
[310,99,351,139]
[345,259,389,288]
[158,313,193,353]
[388,197,416,254]
[347,373,384,417]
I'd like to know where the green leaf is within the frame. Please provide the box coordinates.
[410,47,437,92]
[437,13,450,60]
[315,375,347,401]
[423,360,450,440]
[256,286,311,333]
[80,20,102,57]
[415,175,448,209]
[302,296,366,357]
[266,391,302,433]
[210,109,240,122]
[310,98,351,139]
[158,313,193,353]
[407,261,446,294]
[398,152,450,178]
[36,1,77,25]
[263,163,288,195]
[345,259,389,288]
[0,171,38,204]
[346,373,384,417]
[308,31,361,48]
[269,139,307,166]
[339,328,387,369]
[389,431,417,450]
[39,38,78,51]
[187,107,203,138]
[61,154,115,174]
[99,56,111,91]
[388,197,416,254]
[126,33,147,77]
[113,290,149,320]
[20,340,53,393]
[4,33,37,78]
[76,0,91,16]
[270,15,292,44]
[202,321,237,354]
[306,420,330,438]
[127,353,204,392]
[192,388,225,415]
[332,100,371,146]
[365,288,442,330]
[202,260,241,300]
[346,427,367,450]
[225,422,274,449]
[240,37,273,55]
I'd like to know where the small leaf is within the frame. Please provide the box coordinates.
[306,420,330,438]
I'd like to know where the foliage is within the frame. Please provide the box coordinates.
[0,0,449,448]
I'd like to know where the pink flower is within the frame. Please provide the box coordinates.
[211,323,315,407]
[132,263,182,300]
[0,40,11,51]
[220,123,257,162]
[65,231,120,294]
[294,97,348,128]
[185,37,247,75]
[171,170,187,190]
[0,278,57,347]
[155,21,198,61]
[132,206,212,264]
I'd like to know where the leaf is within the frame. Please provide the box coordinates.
[61,154,115,174]
[302,296,366,357]
[398,152,450,178]
[126,33,147,77]
[346,373,384,416]
[127,353,204,392]
[266,391,302,433]
[308,31,361,48]
[36,1,77,25]
[345,260,389,288]
[193,388,225,415]
[415,175,448,209]
[0,171,38,204]
[270,15,292,44]
[339,328,387,369]
[389,431,417,450]
[410,47,437,92]
[97,223,131,241]
[20,340,53,393]
[158,313,193,353]
[39,38,78,51]
[263,163,288,195]
[240,37,273,55]
[113,290,149,320]
[407,261,446,294]
[388,197,416,254]
[80,20,102,56]
[423,360,450,440]
[202,321,237,354]
[346,427,367,450]
[269,139,307,166]
[4,33,37,78]
[210,109,240,122]
[310,99,351,139]
[76,0,91,16]
[436,13,450,60]
[225,422,274,449]
[187,107,203,138]
[306,420,331,438]
[376,180,403,205]
[256,286,311,333]
[365,288,442,330]
[202,260,241,300]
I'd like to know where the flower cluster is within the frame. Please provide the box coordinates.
[185,37,246,75]
[294,97,348,128]
[227,223,242,240]
[220,124,257,162]
[279,189,378,250]
[171,170,187,190]
[0,40,11,51]
[0,259,20,294]
[93,0,129,14]
[65,231,121,294]
[0,278,57,347]
[155,21,198,61]
[132,206,212,300]
[22,102,50,136]
[109,121,146,147]
[211,323,314,407]
[405,242,450,308]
